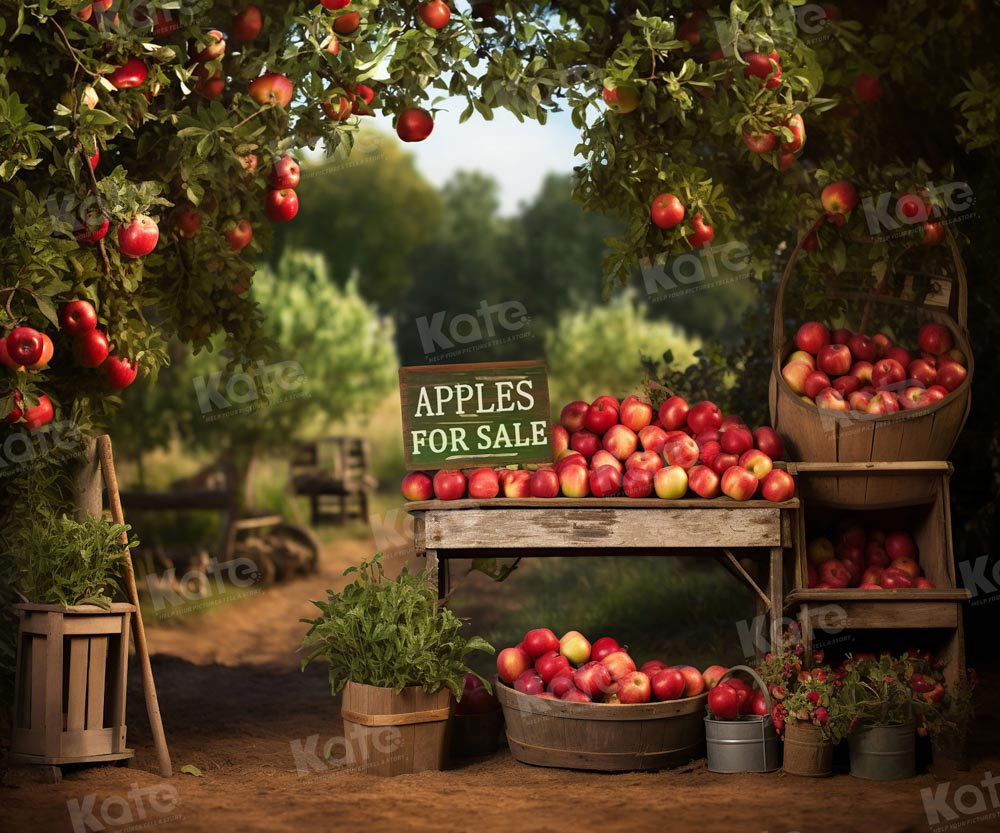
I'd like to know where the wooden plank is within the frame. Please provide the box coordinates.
[43,613,63,759]
[721,549,770,609]
[786,589,970,603]
[406,496,800,510]
[29,636,46,745]
[423,508,784,549]
[768,547,784,658]
[60,727,115,758]
[64,617,126,636]
[66,639,89,732]
[7,749,133,767]
[801,600,959,629]
[15,603,136,614]
[14,611,28,730]
[111,613,130,752]
[789,461,953,474]
[87,636,108,730]
[399,361,551,470]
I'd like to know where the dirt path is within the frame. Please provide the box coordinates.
[3,539,998,833]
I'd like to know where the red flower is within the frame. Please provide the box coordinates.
[813,649,825,664]
[807,691,821,705]
[815,707,829,724]
[814,669,827,682]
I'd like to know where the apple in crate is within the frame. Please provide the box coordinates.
[817,344,852,376]
[535,650,571,683]
[502,469,532,497]
[548,671,576,698]
[807,538,835,565]
[720,426,753,455]
[739,449,773,480]
[401,471,433,501]
[654,465,688,499]
[601,651,637,682]
[781,361,813,395]
[881,568,914,589]
[514,670,545,695]
[562,689,592,703]
[753,426,784,459]
[618,671,652,704]
[721,465,758,500]
[570,429,601,459]
[560,400,589,431]
[523,628,560,658]
[603,424,639,459]
[623,468,654,498]
[559,464,590,498]
[638,425,668,453]
[559,631,591,665]
[838,524,866,548]
[795,321,831,354]
[529,469,560,498]
[686,400,723,433]
[761,469,795,502]
[626,450,662,473]
[848,333,878,363]
[836,374,862,396]
[584,399,618,434]
[468,467,500,499]
[803,370,831,399]
[433,469,467,500]
[591,449,622,473]
[658,395,689,431]
[574,661,612,697]
[641,660,668,677]
[619,395,653,432]
[885,531,917,560]
[677,666,706,697]
[497,646,531,683]
[914,577,936,589]
[590,465,622,497]
[710,453,739,475]
[688,465,720,498]
[860,566,883,587]
[551,424,570,455]
[818,559,851,588]
[889,557,921,579]
[664,434,700,469]
[651,668,686,701]
[707,684,740,719]
[591,637,621,662]
[702,665,728,689]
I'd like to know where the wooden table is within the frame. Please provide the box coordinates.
[407,497,800,660]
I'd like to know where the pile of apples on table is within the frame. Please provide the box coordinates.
[401,393,796,502]
[806,525,935,589]
[781,320,967,414]
[497,627,729,705]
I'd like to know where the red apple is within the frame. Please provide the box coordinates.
[514,670,545,695]
[663,434,700,469]
[559,400,589,431]
[837,524,867,549]
[619,395,653,432]
[936,362,967,392]
[918,322,953,355]
[467,467,500,499]
[401,471,433,501]
[914,577,936,589]
[584,399,618,434]
[720,426,753,456]
[818,559,851,588]
[752,426,783,460]
[817,343,853,377]
[721,677,753,715]
[781,360,813,395]
[653,465,688,499]
[649,191,684,225]
[569,429,601,460]
[618,671,652,704]
[687,465,720,499]
[821,180,858,214]
[860,566,883,587]
[702,665,728,689]
[548,671,577,698]
[249,72,293,107]
[550,424,570,456]
[535,650,572,683]
[848,333,878,363]
[268,155,301,189]
[795,321,831,354]
[761,469,795,502]
[908,359,938,387]
[657,395,689,431]
[622,467,654,498]
[529,468,560,498]
[591,637,621,663]
[72,328,109,367]
[739,449,773,480]
[641,660,668,678]
[850,361,874,386]
[561,688,592,703]
[625,450,662,473]
[502,470,531,497]
[497,646,531,683]
[589,465,622,498]
[418,0,451,29]
[676,665,705,697]
[59,300,98,336]
[225,219,253,252]
[833,375,861,397]
[397,108,434,142]
[574,661,612,697]
[872,358,906,390]
[866,391,900,415]
[686,401,722,434]
[708,683,740,719]
[848,389,875,411]
[884,531,916,561]
[103,355,137,389]
[802,370,831,399]
[721,465,758,501]
[885,346,913,368]
[590,450,622,473]
[117,214,159,258]
[638,425,668,454]
[650,668,685,701]
[865,542,891,568]
[889,557,921,580]
[880,568,914,589]
[831,327,851,345]
[698,440,722,468]
[22,395,54,430]
[815,387,850,412]
[603,424,639,460]
[231,5,263,42]
[265,188,299,222]
[523,628,560,659]
[709,452,739,476]
[107,57,148,90]
[175,207,202,238]
[432,469,466,500]
[600,651,637,683]
[558,464,590,498]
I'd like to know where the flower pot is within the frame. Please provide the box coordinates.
[10,603,135,766]
[930,729,970,777]
[849,722,915,780]
[449,707,504,758]
[783,720,833,777]
[340,682,452,776]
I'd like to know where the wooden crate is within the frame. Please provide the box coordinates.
[496,681,707,771]
[10,604,134,766]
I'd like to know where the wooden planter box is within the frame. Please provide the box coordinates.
[10,604,134,766]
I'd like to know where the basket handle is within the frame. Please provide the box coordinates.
[718,663,773,717]
[772,214,828,362]
[944,225,968,330]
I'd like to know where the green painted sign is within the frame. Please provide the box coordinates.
[399,361,551,470]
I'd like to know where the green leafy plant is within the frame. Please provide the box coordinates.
[10,510,135,608]
[300,554,494,699]
[839,653,922,731]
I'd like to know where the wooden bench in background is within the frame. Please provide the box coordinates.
[290,437,377,525]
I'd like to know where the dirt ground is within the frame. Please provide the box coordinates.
[3,538,998,833]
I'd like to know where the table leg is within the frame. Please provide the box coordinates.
[769,547,783,658]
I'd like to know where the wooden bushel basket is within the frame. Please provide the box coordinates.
[496,681,706,771]
[770,225,973,507]
[340,682,452,776]
[10,604,134,766]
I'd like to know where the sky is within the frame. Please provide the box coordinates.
[395,98,583,216]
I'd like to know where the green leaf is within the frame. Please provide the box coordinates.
[180,765,203,777]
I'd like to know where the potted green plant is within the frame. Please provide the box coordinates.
[300,554,494,776]
[7,510,137,765]
[840,653,922,781]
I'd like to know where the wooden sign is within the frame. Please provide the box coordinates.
[399,361,551,470]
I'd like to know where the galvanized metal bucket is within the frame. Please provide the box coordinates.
[705,665,779,773]
[849,722,916,780]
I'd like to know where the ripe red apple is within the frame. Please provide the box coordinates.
[534,650,571,683]
[936,362,967,392]
[514,670,545,696]
[687,465,720,499]
[72,329,109,368]
[22,394,54,430]
[702,665,728,689]
[815,387,850,412]
[698,440,722,468]
[709,452,738,476]
[831,328,851,345]
[787,350,817,368]
[802,370,831,399]
[938,348,967,367]
[529,468,560,498]
[677,665,705,697]
[265,188,299,222]
[847,333,878,363]
[651,668,686,701]
[657,395,689,431]
[397,108,434,142]
[708,684,739,719]
[432,469,466,500]
[418,0,451,29]
[641,660,668,678]
[588,637,619,663]
[560,400,589,431]
[860,566,883,587]
[881,568,914,589]
[663,434,700,469]
[781,360,813,395]
[833,375,861,398]
[817,343,853,377]
[569,429,600,460]
[653,465,688,499]
[231,5,263,42]
[400,471,433,501]
[551,424,570,456]
[872,358,906,389]
[720,426,753,456]
[349,83,376,115]
[650,192,685,229]
[721,465,758,501]
[174,207,202,238]
[848,389,875,411]
[739,449,773,481]
[103,355,137,389]
[686,212,714,248]
[619,395,653,432]
[59,300,98,336]
[584,399,618,434]
[321,0,351,8]
[558,464,590,498]
[761,469,794,502]
[807,538,835,566]
[574,661,612,697]
[818,559,851,588]
[625,450,662,473]
[225,219,253,252]
[889,557,921,580]
[118,214,159,258]
[561,688,592,703]
[638,425,668,454]
[885,531,916,561]
[918,322,953,355]
[107,57,148,90]
[268,155,300,189]
[502,470,531,498]
[907,358,937,387]
[590,450,622,473]
[589,465,621,498]
[865,541,890,568]
[523,628,560,659]
[752,426,783,459]
[333,10,361,33]
[821,180,858,214]
[467,467,499,499]
[795,321,831,354]
[559,631,591,665]
[622,467,653,498]
[603,424,639,460]
[618,671,652,704]
[548,671,576,698]
[192,29,225,63]
[686,400,722,434]
[866,391,900,415]
[249,72,293,107]
[914,577,936,589]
